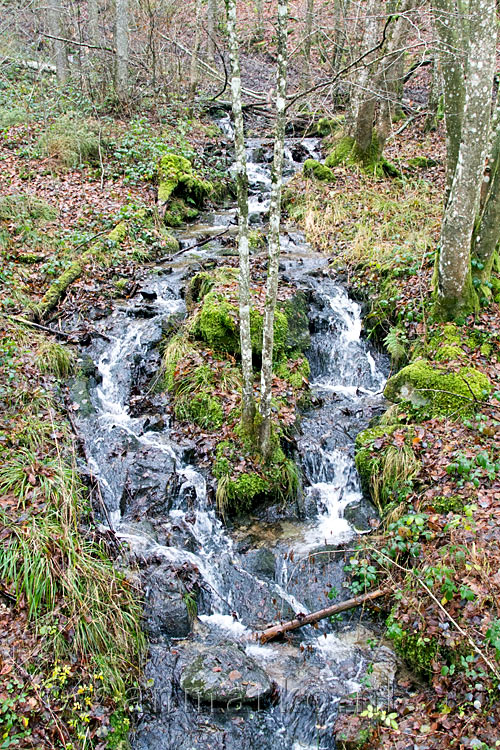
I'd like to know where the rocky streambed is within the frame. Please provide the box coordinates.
[69,126,399,749]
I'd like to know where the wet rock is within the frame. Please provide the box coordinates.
[122,445,179,517]
[243,548,276,580]
[142,562,200,641]
[344,499,379,533]
[143,414,166,432]
[178,642,272,704]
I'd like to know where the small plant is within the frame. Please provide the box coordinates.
[446,451,499,488]
[382,512,432,559]
[39,114,104,168]
[183,591,198,620]
[344,556,379,595]
[360,704,399,730]
[384,326,408,364]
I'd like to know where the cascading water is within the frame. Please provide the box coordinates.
[70,122,394,750]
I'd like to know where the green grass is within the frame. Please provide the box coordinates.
[39,113,104,168]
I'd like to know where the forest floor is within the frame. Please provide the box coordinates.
[0,61,499,750]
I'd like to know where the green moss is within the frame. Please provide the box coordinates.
[213,438,299,513]
[108,221,127,244]
[274,356,310,388]
[248,230,265,249]
[407,156,438,169]
[163,197,199,227]
[387,613,438,681]
[158,153,213,205]
[384,360,491,416]
[250,308,289,359]
[161,230,180,254]
[325,132,400,178]
[192,291,239,353]
[434,344,464,362]
[428,495,463,513]
[175,391,224,430]
[355,424,399,450]
[303,159,335,182]
[281,292,311,351]
[185,271,215,308]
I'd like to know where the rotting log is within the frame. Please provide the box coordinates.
[34,253,90,320]
[258,588,386,644]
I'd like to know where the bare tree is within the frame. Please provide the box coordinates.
[226,0,255,434]
[115,0,129,97]
[259,0,289,457]
[189,0,203,98]
[47,0,69,83]
[433,0,497,318]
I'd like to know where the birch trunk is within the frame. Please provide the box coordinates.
[433,0,466,199]
[303,0,314,88]
[435,0,496,319]
[189,0,203,98]
[472,98,500,280]
[259,0,288,458]
[47,0,68,83]
[207,0,218,62]
[115,0,129,97]
[226,0,255,434]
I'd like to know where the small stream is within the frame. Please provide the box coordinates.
[71,123,394,749]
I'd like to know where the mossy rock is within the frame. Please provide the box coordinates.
[192,291,240,353]
[407,156,438,169]
[163,197,199,227]
[354,425,398,495]
[158,153,213,210]
[108,221,127,244]
[274,356,310,389]
[250,308,289,359]
[303,159,335,182]
[384,360,491,416]
[214,439,299,514]
[281,292,311,351]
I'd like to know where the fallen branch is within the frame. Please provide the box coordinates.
[257,588,386,644]
[34,257,86,320]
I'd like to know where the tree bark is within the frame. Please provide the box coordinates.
[255,0,264,39]
[259,0,288,458]
[472,96,500,281]
[47,0,69,83]
[226,0,255,434]
[88,0,100,46]
[189,0,203,99]
[303,0,314,88]
[115,0,129,98]
[433,0,467,199]
[207,0,218,62]
[258,589,386,643]
[434,0,497,319]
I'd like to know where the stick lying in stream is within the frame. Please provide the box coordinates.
[257,588,386,644]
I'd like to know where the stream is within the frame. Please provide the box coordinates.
[71,122,395,749]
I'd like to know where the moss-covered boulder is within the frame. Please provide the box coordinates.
[384,360,491,416]
[303,159,335,182]
[157,154,213,227]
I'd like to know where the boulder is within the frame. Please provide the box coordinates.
[178,642,272,704]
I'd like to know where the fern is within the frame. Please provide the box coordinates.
[384,327,407,364]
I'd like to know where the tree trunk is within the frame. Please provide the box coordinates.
[88,0,100,46]
[47,0,69,83]
[255,0,264,39]
[346,0,381,158]
[226,0,255,434]
[424,55,443,133]
[434,0,497,319]
[433,0,466,199]
[375,1,413,151]
[259,0,288,458]
[207,0,218,62]
[472,97,500,283]
[303,0,314,88]
[115,0,129,98]
[189,0,203,99]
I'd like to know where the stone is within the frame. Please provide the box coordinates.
[178,642,272,704]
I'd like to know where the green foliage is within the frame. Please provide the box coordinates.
[382,513,433,560]
[0,106,27,129]
[485,619,500,661]
[384,326,408,365]
[175,391,224,430]
[344,556,379,595]
[386,613,439,680]
[157,153,213,206]
[0,194,57,225]
[39,114,103,168]
[274,356,310,388]
[36,340,75,378]
[192,291,239,352]
[446,450,499,488]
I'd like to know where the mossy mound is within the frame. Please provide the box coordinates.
[157,154,213,227]
[303,159,335,182]
[407,156,438,170]
[384,360,491,416]
[387,613,438,681]
[325,133,400,178]
[355,424,420,509]
[213,436,298,514]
